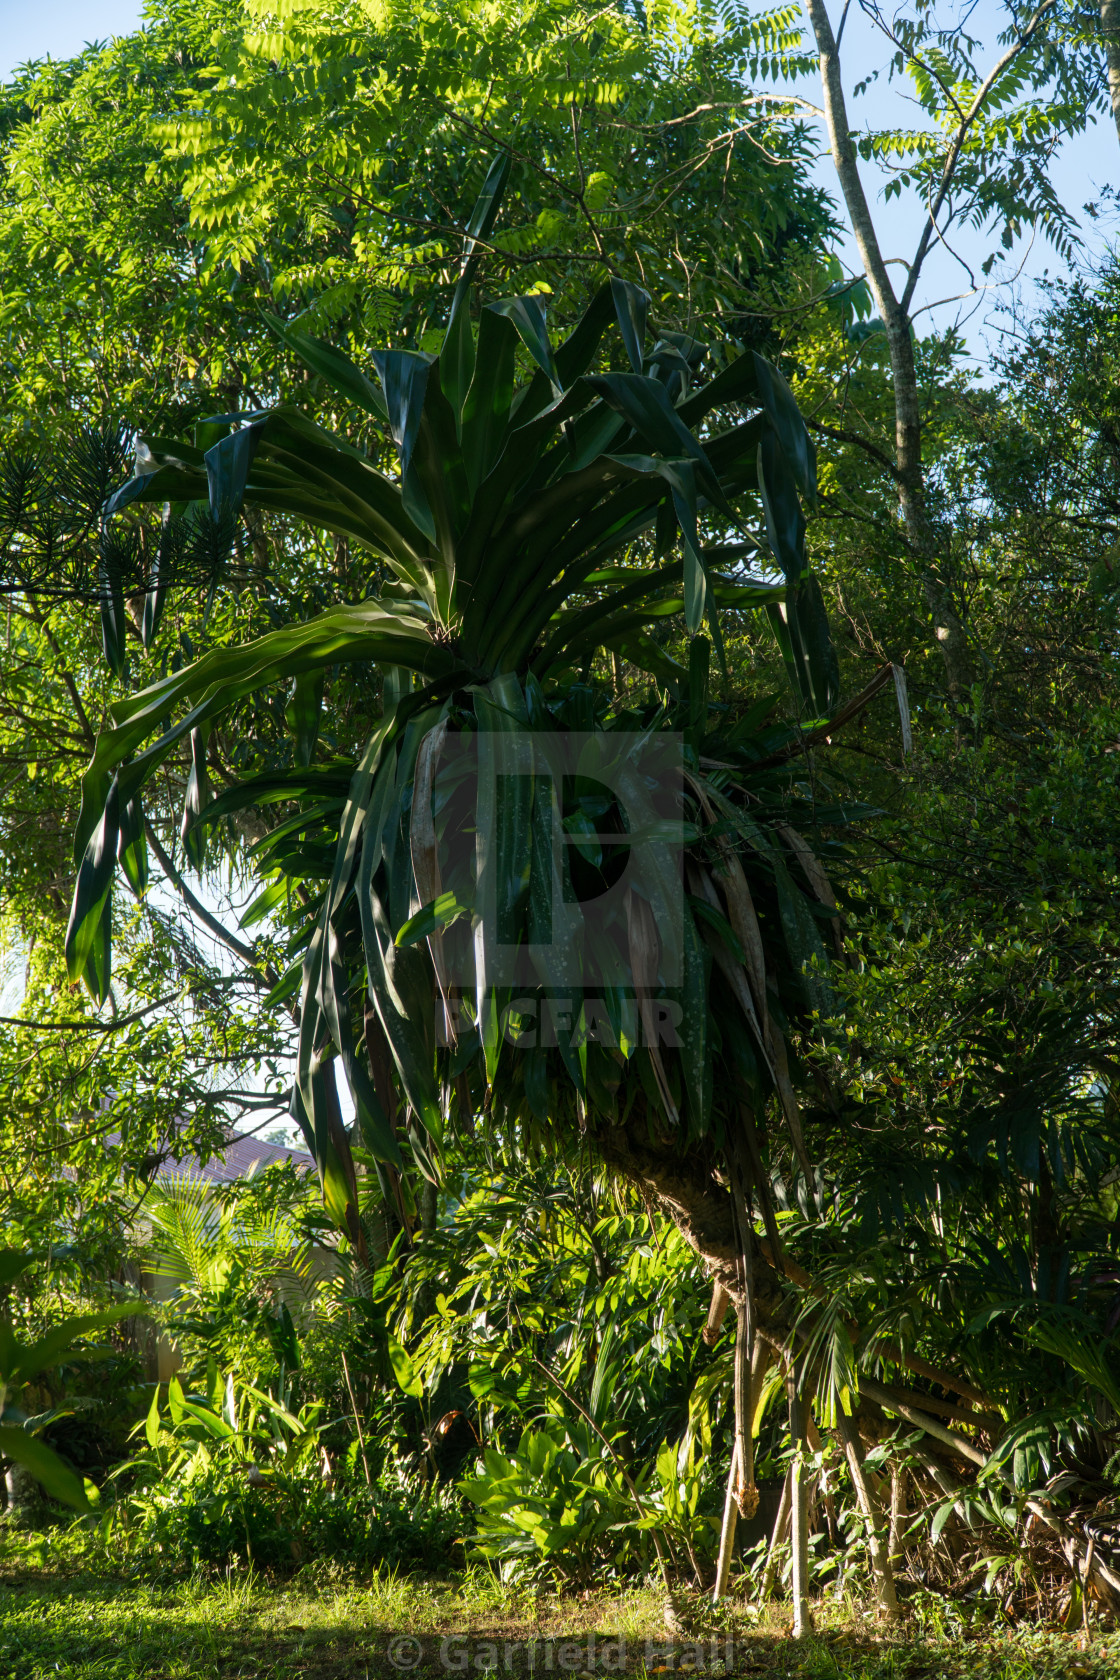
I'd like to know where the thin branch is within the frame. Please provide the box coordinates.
[144,817,273,980]
[897,0,1060,316]
[0,994,181,1033]
[808,420,900,478]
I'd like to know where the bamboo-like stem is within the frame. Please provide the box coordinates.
[788,1389,813,1637]
[835,1409,898,1620]
[791,1458,811,1634]
[1083,1535,1096,1635]
[340,1350,372,1490]
[888,1464,907,1571]
[733,1300,754,1514]
[714,1334,773,1603]
[712,1439,741,1603]
[759,1466,792,1600]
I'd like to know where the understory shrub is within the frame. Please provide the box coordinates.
[461,1417,716,1585]
[101,1458,467,1576]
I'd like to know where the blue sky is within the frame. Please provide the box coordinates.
[0,0,145,76]
[0,0,1113,353]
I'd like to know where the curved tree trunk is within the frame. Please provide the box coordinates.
[596,1110,1120,1607]
[801,0,972,700]
[1102,0,1120,149]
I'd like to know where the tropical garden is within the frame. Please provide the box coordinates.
[3,0,1120,1674]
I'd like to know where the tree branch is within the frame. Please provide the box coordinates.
[808,419,900,478]
[896,0,1060,316]
[143,817,274,981]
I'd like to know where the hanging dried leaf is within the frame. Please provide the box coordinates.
[411,718,454,1041]
[625,886,679,1126]
[776,821,845,962]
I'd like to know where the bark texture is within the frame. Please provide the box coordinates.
[802,0,971,699]
[1103,0,1120,150]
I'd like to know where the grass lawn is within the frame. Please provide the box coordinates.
[0,1537,1116,1679]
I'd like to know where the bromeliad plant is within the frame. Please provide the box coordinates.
[66,161,848,1322]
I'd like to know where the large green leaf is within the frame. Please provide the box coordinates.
[460,306,519,494]
[74,603,454,860]
[0,1251,33,1288]
[111,410,434,582]
[65,775,120,996]
[263,311,388,421]
[610,279,650,375]
[204,424,261,524]
[490,296,560,393]
[601,455,707,631]
[2,1303,146,1386]
[285,670,324,768]
[752,352,816,508]
[117,795,148,899]
[585,373,730,515]
[442,150,512,410]
[786,574,840,719]
[0,1426,92,1512]
[757,429,806,585]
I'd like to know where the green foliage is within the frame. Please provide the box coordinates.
[376,1154,731,1582]
[393,1157,719,1458]
[0,3,273,426]
[65,198,844,1267]
[159,0,830,331]
[143,1170,328,1388]
[462,1419,653,1583]
[105,1369,463,1573]
[119,1453,464,1576]
[0,1252,143,1512]
[8,0,1120,1620]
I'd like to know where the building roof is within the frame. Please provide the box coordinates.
[104,1127,316,1186]
[158,1130,316,1186]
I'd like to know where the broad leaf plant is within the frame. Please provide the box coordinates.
[66,160,847,1272]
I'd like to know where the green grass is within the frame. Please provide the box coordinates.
[0,1535,1116,1679]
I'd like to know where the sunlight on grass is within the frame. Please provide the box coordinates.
[0,1535,1116,1680]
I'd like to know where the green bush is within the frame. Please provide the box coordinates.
[461,1417,714,1585]
[86,1368,468,1576]
[106,1457,466,1575]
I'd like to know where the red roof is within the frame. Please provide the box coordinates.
[159,1131,316,1185]
[104,1128,316,1185]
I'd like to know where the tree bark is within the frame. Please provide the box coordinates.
[802,0,972,699]
[1102,0,1120,149]
[713,1440,742,1602]
[888,1464,907,1572]
[760,1467,792,1600]
[3,1461,37,1520]
[834,1409,899,1620]
[788,1387,813,1635]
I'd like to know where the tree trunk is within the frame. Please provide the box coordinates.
[759,1467,792,1600]
[4,1461,37,1520]
[712,1441,741,1602]
[889,1464,908,1572]
[789,1388,813,1636]
[835,1410,899,1620]
[802,0,971,699]
[1102,0,1120,149]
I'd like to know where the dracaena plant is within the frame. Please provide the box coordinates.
[66,157,849,1258]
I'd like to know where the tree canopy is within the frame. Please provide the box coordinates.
[2,0,1120,1627]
